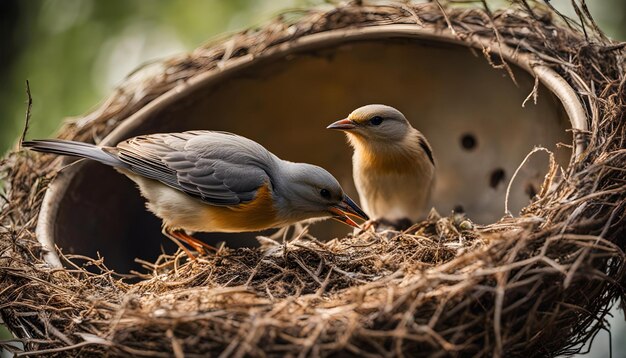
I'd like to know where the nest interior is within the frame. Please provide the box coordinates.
[1,1,625,357]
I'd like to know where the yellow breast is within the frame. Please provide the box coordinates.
[351,135,423,175]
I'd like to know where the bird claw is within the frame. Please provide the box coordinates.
[162,227,216,259]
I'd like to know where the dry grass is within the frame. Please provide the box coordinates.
[1,1,625,356]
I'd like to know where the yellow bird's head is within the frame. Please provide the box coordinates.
[327,104,411,143]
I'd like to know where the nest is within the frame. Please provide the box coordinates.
[1,1,625,356]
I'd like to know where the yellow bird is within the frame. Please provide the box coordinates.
[327,104,435,229]
[23,131,368,255]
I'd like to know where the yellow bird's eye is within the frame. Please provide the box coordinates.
[370,116,384,125]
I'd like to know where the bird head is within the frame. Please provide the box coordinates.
[327,104,410,143]
[278,163,368,228]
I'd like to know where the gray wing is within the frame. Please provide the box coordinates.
[114,131,275,206]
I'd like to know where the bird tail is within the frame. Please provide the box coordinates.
[22,139,127,168]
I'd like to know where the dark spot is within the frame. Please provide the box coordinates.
[460,133,477,150]
[488,53,505,66]
[377,218,413,231]
[418,137,435,166]
[320,188,331,199]
[453,205,465,213]
[490,168,506,189]
[232,47,249,57]
[369,116,384,125]
[393,218,413,231]
[525,182,538,199]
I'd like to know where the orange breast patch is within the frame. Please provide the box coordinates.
[202,183,279,231]
[358,146,417,175]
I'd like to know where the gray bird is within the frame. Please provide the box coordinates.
[23,131,368,255]
[327,104,435,229]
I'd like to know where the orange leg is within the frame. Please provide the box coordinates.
[171,230,216,253]
[162,226,215,259]
[162,226,195,259]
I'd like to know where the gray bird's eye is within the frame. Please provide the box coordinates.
[370,116,384,125]
[320,188,331,199]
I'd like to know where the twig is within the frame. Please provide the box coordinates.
[505,147,553,216]
[19,80,33,148]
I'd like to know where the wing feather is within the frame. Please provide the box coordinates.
[115,131,274,206]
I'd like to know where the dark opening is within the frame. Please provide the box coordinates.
[489,168,506,189]
[525,182,538,199]
[460,133,477,150]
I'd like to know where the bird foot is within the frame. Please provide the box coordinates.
[162,227,216,259]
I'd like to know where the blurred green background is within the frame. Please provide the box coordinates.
[0,0,311,153]
[0,0,624,356]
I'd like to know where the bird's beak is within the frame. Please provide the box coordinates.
[327,118,357,131]
[328,194,369,228]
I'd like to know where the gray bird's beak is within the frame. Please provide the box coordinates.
[328,194,369,228]
[327,118,357,131]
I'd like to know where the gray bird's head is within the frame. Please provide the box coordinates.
[277,162,368,227]
[327,104,411,142]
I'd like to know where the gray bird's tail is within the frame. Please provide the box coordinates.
[22,139,127,168]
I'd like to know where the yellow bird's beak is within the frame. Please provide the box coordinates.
[327,118,357,131]
[328,194,369,228]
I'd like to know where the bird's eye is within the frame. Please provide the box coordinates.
[370,116,384,125]
[320,188,331,199]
